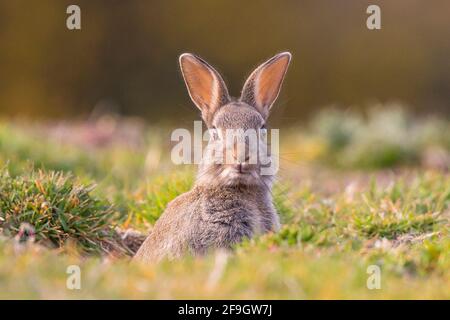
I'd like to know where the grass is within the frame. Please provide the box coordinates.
[0,168,123,255]
[127,169,194,226]
[0,106,449,299]
[284,106,449,169]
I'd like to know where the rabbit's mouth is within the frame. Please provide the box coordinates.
[220,165,260,186]
[229,163,256,176]
[196,162,273,188]
[234,163,251,175]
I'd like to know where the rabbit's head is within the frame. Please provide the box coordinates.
[179,52,291,187]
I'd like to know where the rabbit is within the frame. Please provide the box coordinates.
[133,52,291,263]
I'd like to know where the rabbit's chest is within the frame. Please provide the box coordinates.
[206,198,262,231]
[189,197,264,251]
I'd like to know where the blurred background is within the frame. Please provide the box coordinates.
[0,1,449,300]
[0,0,449,124]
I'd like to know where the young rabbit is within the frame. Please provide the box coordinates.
[134,52,291,263]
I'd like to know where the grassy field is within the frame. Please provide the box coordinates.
[0,107,449,299]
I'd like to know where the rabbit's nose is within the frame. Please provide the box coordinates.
[232,141,250,163]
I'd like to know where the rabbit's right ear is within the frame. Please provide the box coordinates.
[240,52,291,119]
[179,54,230,123]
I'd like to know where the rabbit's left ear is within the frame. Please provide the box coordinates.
[179,53,230,124]
[240,52,291,119]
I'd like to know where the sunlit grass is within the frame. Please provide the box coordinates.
[0,107,449,299]
[0,168,124,255]
[284,106,449,169]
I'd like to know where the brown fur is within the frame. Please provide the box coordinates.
[134,52,291,263]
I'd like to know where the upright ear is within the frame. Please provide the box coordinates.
[240,52,291,119]
[179,53,230,123]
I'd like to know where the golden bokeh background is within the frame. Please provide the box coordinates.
[0,0,449,123]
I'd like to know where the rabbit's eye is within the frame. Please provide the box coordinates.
[210,127,219,140]
[259,125,268,139]
[260,124,267,133]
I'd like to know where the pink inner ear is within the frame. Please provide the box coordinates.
[181,57,216,110]
[254,55,290,109]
